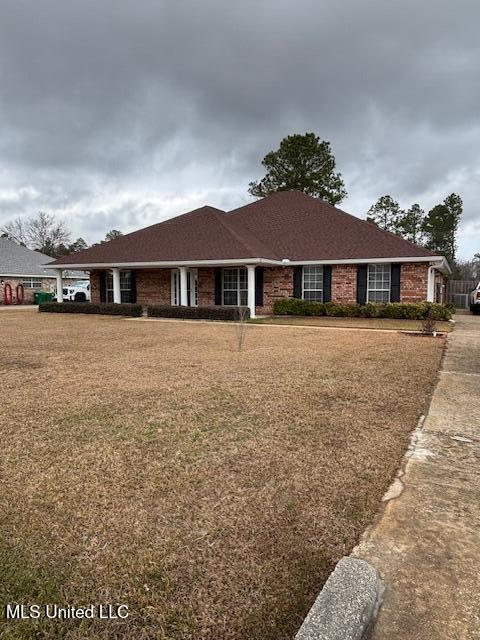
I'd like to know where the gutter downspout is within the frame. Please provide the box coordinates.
[427,265,435,302]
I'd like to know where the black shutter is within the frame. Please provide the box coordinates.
[214,268,222,305]
[293,266,303,299]
[255,267,264,307]
[130,270,137,304]
[390,264,401,302]
[99,271,106,303]
[323,265,332,302]
[356,265,368,305]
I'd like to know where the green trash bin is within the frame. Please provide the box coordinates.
[34,291,53,304]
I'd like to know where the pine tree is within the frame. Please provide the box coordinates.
[249,133,347,205]
[366,195,403,233]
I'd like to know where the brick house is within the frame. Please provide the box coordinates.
[47,191,450,317]
[0,237,87,304]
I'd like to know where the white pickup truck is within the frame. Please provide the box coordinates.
[470,282,480,315]
[53,280,91,302]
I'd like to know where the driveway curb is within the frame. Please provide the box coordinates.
[295,557,383,640]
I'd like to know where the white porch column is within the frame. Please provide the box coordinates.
[179,266,188,306]
[112,268,121,304]
[427,265,435,302]
[247,265,256,318]
[55,269,63,303]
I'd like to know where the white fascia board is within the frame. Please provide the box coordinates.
[285,256,440,265]
[44,258,280,270]
[45,254,452,274]
[435,257,452,275]
[0,273,56,278]
[284,256,451,275]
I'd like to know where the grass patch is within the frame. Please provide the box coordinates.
[0,540,66,639]
[0,310,445,639]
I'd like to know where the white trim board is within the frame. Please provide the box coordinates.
[46,255,450,274]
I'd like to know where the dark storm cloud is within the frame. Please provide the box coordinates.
[0,0,479,256]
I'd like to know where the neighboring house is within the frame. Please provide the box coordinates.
[46,191,449,317]
[0,237,88,304]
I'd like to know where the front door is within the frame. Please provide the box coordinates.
[171,269,198,306]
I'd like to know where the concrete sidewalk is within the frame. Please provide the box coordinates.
[0,305,37,311]
[354,313,480,640]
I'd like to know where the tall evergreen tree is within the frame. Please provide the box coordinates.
[397,203,425,244]
[366,195,403,233]
[104,229,123,242]
[248,133,347,205]
[422,193,462,264]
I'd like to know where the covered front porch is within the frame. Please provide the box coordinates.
[54,264,265,317]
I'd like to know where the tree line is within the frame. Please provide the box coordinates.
[366,193,463,266]
[0,212,123,258]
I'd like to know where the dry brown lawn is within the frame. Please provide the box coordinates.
[0,310,444,639]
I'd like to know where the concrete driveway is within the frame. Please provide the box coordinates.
[355,313,480,640]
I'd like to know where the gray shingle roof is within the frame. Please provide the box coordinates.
[0,237,87,278]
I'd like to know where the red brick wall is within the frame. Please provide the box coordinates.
[259,266,294,314]
[198,267,215,306]
[1,277,41,304]
[136,270,171,306]
[332,265,357,304]
[0,276,78,304]
[90,271,101,303]
[400,263,429,302]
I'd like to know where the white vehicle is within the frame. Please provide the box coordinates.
[470,282,480,315]
[53,281,90,302]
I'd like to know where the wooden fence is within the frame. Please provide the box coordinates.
[446,280,477,308]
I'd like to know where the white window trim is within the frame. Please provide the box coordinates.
[222,267,248,306]
[367,264,391,303]
[189,268,198,307]
[107,270,132,303]
[171,269,197,306]
[302,266,324,302]
[22,278,43,289]
[171,270,180,305]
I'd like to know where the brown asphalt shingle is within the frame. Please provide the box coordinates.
[51,191,436,265]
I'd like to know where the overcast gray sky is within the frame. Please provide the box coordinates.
[0,0,479,259]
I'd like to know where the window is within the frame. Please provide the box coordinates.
[106,270,132,303]
[303,266,323,301]
[23,279,43,289]
[367,264,391,302]
[222,267,248,306]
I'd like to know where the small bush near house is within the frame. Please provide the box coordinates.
[273,298,453,320]
[147,305,251,321]
[38,302,143,317]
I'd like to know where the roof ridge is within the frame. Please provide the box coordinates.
[215,210,279,259]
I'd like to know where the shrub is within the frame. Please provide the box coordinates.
[38,302,143,317]
[147,305,251,321]
[272,298,453,320]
